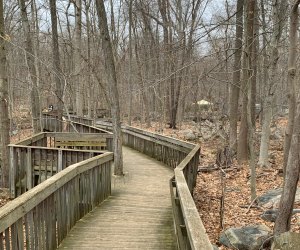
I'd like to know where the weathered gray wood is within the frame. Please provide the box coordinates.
[10,144,105,196]
[58,149,62,172]
[175,169,212,250]
[14,133,45,146]
[9,147,16,198]
[26,148,32,189]
[0,152,113,233]
[96,119,211,249]
[58,147,176,249]
[46,132,113,139]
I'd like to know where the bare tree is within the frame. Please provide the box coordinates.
[274,0,300,235]
[49,0,64,130]
[0,0,9,188]
[283,0,299,176]
[258,0,288,167]
[229,0,244,152]
[18,0,41,133]
[96,0,123,175]
[73,0,83,117]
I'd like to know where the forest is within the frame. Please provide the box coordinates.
[0,0,299,249]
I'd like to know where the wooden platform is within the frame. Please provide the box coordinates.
[58,147,176,249]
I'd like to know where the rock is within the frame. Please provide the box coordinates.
[219,225,271,250]
[180,129,198,141]
[260,210,277,222]
[257,188,300,208]
[272,232,300,250]
[260,209,300,222]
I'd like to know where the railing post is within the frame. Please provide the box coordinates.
[58,150,63,172]
[9,146,16,198]
[26,148,32,190]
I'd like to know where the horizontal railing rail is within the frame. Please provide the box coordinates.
[96,120,212,250]
[0,152,113,249]
[14,131,113,151]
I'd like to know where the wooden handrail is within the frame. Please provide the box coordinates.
[0,152,113,249]
[9,144,105,197]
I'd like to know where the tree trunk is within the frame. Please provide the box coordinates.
[0,0,10,188]
[18,0,41,133]
[132,23,151,128]
[96,0,123,175]
[84,0,92,118]
[74,0,83,117]
[283,0,299,177]
[244,0,256,200]
[49,0,63,130]
[258,0,287,167]
[229,0,244,152]
[127,0,133,126]
[274,0,300,235]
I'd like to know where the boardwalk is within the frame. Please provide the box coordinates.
[58,147,176,249]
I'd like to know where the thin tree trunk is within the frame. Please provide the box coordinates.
[274,0,300,235]
[283,0,299,177]
[128,0,133,126]
[84,0,92,118]
[18,0,41,133]
[237,0,251,163]
[132,24,151,128]
[258,0,287,167]
[50,0,63,130]
[230,0,243,152]
[245,0,256,201]
[74,0,83,117]
[96,0,123,175]
[0,0,9,188]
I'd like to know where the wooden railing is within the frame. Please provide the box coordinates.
[9,126,113,198]
[15,131,113,151]
[42,113,106,134]
[9,144,104,197]
[96,121,212,250]
[0,152,113,249]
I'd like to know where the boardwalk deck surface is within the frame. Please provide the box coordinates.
[58,147,176,249]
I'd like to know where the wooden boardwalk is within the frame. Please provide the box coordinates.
[58,147,176,249]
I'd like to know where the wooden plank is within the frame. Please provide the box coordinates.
[58,147,176,250]
[27,148,32,190]
[9,147,17,198]
[55,141,106,147]
[4,228,9,250]
[58,150,62,172]
[16,218,24,250]
[46,133,113,139]
[13,133,45,146]
[175,169,212,250]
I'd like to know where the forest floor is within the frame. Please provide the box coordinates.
[131,117,300,249]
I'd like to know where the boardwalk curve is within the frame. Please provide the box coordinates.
[58,147,176,249]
